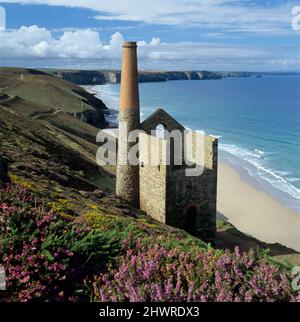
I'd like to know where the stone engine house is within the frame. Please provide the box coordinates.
[115,41,218,242]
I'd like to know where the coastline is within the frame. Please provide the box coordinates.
[83,84,300,252]
[219,148,300,215]
[218,162,300,252]
[82,85,119,127]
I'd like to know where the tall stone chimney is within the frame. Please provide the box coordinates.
[116,41,140,207]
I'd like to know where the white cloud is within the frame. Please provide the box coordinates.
[150,37,161,46]
[32,40,50,56]
[0,25,52,58]
[2,0,298,34]
[0,25,299,71]
[0,26,112,59]
[0,1,297,70]
[55,29,105,59]
[1,1,298,70]
[104,31,123,58]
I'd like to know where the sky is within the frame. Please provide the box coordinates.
[0,0,299,71]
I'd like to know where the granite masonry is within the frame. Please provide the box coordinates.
[116,42,218,243]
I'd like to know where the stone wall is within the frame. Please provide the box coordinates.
[166,133,218,242]
[139,127,218,243]
[139,133,167,223]
[117,106,218,243]
[116,110,140,207]
[141,108,185,134]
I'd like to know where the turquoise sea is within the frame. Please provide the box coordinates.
[89,75,300,213]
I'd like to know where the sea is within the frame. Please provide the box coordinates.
[86,75,300,214]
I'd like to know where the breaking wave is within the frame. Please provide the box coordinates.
[220,143,300,201]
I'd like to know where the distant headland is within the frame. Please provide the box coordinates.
[39,69,300,85]
[42,69,251,85]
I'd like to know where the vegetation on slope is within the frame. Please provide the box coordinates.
[0,67,108,128]
[0,184,299,302]
[0,68,299,302]
[0,71,115,193]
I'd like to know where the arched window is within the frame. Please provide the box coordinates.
[155,124,165,139]
[184,205,197,235]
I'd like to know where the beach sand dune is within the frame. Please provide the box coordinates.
[218,163,300,252]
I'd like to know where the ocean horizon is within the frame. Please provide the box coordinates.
[86,75,300,214]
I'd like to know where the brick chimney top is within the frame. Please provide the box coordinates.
[122,41,137,48]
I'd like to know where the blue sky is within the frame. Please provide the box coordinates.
[0,0,299,71]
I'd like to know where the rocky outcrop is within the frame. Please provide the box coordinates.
[71,88,108,128]
[216,71,251,78]
[54,70,121,85]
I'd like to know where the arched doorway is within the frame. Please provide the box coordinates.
[184,205,197,235]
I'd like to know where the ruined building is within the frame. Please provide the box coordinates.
[116,42,218,242]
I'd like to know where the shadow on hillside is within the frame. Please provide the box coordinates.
[215,211,299,257]
[217,211,229,222]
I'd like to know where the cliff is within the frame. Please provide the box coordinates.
[47,69,251,85]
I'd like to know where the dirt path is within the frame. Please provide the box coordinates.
[30,109,62,119]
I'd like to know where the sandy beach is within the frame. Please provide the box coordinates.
[218,162,300,252]
[85,84,300,253]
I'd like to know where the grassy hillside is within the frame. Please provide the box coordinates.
[0,67,109,128]
[0,68,299,302]
[0,67,116,191]
[1,183,298,302]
